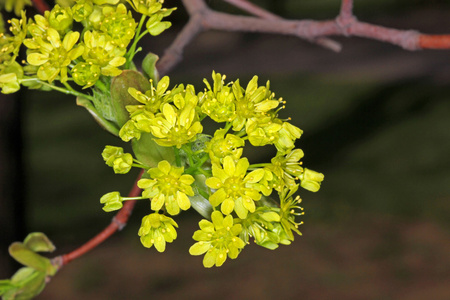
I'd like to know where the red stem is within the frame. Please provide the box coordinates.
[419,35,450,49]
[56,169,145,266]
[339,0,354,19]
[31,0,50,14]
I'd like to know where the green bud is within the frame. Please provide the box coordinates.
[101,145,124,166]
[0,72,20,94]
[72,1,94,22]
[112,153,133,174]
[299,168,324,192]
[49,4,73,33]
[100,191,123,212]
[72,61,101,88]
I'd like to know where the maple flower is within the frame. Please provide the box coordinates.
[98,4,136,48]
[26,29,83,83]
[199,71,236,123]
[82,30,126,77]
[204,128,244,164]
[149,91,203,148]
[138,212,178,252]
[231,76,280,131]
[137,160,195,215]
[206,156,265,219]
[189,211,246,268]
[100,191,123,212]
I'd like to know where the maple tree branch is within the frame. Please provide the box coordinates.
[31,0,50,14]
[51,169,144,268]
[157,0,450,75]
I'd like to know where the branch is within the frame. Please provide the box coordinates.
[31,0,50,14]
[222,0,342,52]
[157,0,450,75]
[52,169,144,268]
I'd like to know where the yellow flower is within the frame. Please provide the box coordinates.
[205,128,244,164]
[138,213,178,252]
[231,76,280,131]
[149,90,203,148]
[205,156,265,219]
[189,211,245,268]
[199,71,236,123]
[82,30,126,77]
[137,160,195,215]
[26,29,83,83]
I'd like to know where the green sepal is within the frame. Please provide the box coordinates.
[8,243,57,276]
[23,233,56,253]
[110,70,151,127]
[76,97,120,136]
[142,52,159,82]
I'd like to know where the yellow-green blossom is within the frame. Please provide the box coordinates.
[126,0,175,35]
[267,149,305,189]
[27,13,51,39]
[0,0,31,16]
[0,69,20,94]
[26,29,83,83]
[231,76,280,131]
[1,11,28,64]
[278,186,304,241]
[206,156,265,219]
[246,116,282,147]
[189,211,245,268]
[236,207,282,250]
[138,212,178,252]
[48,4,73,33]
[149,89,203,148]
[205,128,244,164]
[199,71,236,123]
[72,61,101,88]
[82,30,126,76]
[101,145,134,174]
[71,0,94,22]
[127,76,172,114]
[299,168,324,192]
[98,4,136,48]
[100,191,123,212]
[274,121,302,153]
[137,160,195,215]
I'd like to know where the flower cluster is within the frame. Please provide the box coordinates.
[0,0,323,271]
[102,71,324,267]
[0,0,174,93]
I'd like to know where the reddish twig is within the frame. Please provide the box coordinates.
[222,0,342,52]
[31,0,50,14]
[157,0,450,75]
[52,169,145,268]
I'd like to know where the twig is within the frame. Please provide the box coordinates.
[222,0,342,52]
[157,0,450,75]
[52,169,144,268]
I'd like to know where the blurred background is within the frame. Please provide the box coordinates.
[1,0,450,299]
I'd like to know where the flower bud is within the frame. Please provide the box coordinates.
[100,191,123,212]
[49,5,73,33]
[299,168,324,192]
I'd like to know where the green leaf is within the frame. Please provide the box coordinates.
[110,70,152,127]
[131,132,175,168]
[3,267,47,300]
[76,97,120,136]
[142,52,159,82]
[23,233,56,253]
[8,243,56,275]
